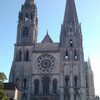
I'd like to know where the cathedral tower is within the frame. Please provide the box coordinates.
[9,0,95,100]
[17,0,38,45]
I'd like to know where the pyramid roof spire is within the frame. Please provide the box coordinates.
[41,31,53,43]
[63,0,79,27]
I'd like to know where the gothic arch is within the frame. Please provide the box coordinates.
[34,79,39,94]
[52,79,57,93]
[42,76,50,94]
[23,27,29,38]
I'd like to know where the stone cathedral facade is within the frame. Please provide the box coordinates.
[9,0,96,100]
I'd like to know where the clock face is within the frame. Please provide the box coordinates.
[36,54,56,73]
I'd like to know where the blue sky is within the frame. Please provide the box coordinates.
[0,0,100,96]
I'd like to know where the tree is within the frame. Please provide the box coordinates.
[0,72,8,100]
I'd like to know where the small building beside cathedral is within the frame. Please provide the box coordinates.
[9,0,96,100]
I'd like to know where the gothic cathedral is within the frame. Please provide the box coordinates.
[9,0,95,100]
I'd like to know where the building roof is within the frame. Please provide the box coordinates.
[41,33,53,43]
[3,83,16,90]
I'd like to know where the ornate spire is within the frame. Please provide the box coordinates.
[63,0,78,27]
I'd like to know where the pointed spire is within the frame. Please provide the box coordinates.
[25,0,34,4]
[63,0,78,27]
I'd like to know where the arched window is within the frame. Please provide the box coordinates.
[23,27,29,38]
[65,75,70,87]
[74,76,78,87]
[24,50,29,61]
[65,50,68,59]
[42,76,50,94]
[23,93,27,100]
[17,50,21,61]
[23,78,27,88]
[52,79,57,93]
[25,13,29,19]
[70,39,73,47]
[74,50,77,59]
[15,78,20,88]
[34,79,39,94]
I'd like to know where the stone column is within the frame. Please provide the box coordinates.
[40,78,43,94]
[70,64,74,100]
[60,87,64,100]
[60,71,64,100]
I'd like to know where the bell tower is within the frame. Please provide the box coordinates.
[17,0,38,45]
[60,0,83,61]
[59,0,86,100]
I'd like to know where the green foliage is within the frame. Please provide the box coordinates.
[0,72,8,100]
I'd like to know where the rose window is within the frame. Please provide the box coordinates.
[36,54,56,73]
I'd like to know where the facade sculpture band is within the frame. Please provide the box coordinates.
[9,0,96,100]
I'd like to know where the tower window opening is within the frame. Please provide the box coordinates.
[17,50,21,61]
[25,13,29,20]
[26,50,29,61]
[70,39,73,47]
[34,79,39,94]
[52,79,57,93]
[74,50,78,59]
[65,51,68,59]
[23,27,29,38]
[74,76,78,87]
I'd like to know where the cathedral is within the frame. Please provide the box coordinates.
[9,0,96,100]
